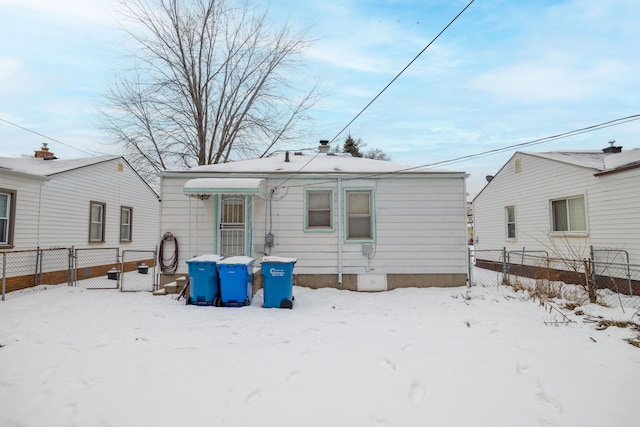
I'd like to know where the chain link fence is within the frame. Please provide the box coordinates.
[2,247,158,300]
[121,250,157,292]
[470,247,640,310]
[1,248,71,300]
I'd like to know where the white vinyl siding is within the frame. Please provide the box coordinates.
[474,152,640,266]
[160,174,468,276]
[0,158,158,251]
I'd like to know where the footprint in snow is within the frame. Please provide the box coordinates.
[409,382,426,404]
[377,358,395,372]
[245,389,262,404]
[369,416,391,427]
[536,381,563,414]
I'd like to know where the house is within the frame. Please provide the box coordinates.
[472,141,640,269]
[159,148,469,291]
[1,144,160,290]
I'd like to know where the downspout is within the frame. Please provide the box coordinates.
[337,178,343,285]
[37,182,43,247]
[188,197,192,258]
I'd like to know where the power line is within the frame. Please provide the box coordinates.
[275,114,640,190]
[329,0,476,145]
[0,116,108,157]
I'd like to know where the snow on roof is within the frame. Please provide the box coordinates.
[0,155,121,178]
[523,147,640,172]
[174,152,462,175]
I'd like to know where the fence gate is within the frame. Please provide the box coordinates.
[74,248,120,289]
[121,250,157,292]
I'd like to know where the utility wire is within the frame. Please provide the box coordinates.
[329,0,476,144]
[274,114,640,190]
[0,116,109,157]
[276,0,476,189]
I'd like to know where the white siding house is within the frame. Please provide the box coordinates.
[472,143,640,266]
[1,146,160,290]
[159,151,469,291]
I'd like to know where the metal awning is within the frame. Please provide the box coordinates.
[183,178,267,198]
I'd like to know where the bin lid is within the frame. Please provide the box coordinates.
[262,256,297,263]
[218,256,255,265]
[186,254,224,263]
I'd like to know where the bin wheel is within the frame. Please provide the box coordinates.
[213,296,221,307]
[185,297,191,306]
[280,298,293,309]
[244,297,250,306]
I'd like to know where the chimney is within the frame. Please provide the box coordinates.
[602,139,622,154]
[34,143,56,159]
[284,151,290,162]
[318,139,330,154]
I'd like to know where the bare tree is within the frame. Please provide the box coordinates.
[99,0,318,183]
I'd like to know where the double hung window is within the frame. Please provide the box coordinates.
[306,190,333,230]
[0,189,15,247]
[346,190,373,241]
[551,196,586,232]
[89,201,106,242]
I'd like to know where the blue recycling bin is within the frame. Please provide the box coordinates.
[217,256,255,307]
[261,256,297,309]
[185,254,224,306]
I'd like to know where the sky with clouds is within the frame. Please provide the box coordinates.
[1,0,639,197]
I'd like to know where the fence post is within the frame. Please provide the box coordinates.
[502,247,508,285]
[68,247,74,286]
[2,252,6,301]
[589,245,598,293]
[467,246,473,287]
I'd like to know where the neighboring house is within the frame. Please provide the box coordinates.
[1,145,160,289]
[159,149,469,291]
[472,141,640,267]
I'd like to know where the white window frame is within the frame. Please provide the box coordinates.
[120,206,133,242]
[505,205,516,239]
[305,189,334,231]
[0,189,16,248]
[550,195,587,235]
[345,189,375,242]
[89,201,106,243]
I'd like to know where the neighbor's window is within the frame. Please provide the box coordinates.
[0,189,16,247]
[505,206,516,239]
[120,206,132,242]
[346,190,373,241]
[551,196,586,232]
[306,190,333,230]
[89,201,106,242]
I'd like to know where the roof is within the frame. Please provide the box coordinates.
[165,152,465,176]
[473,146,640,202]
[0,155,121,178]
[523,148,640,173]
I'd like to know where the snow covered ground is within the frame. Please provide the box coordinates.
[1,275,639,427]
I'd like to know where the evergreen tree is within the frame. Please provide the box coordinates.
[343,133,363,157]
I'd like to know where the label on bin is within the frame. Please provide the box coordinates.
[269,268,286,277]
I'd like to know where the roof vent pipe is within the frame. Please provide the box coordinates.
[285,151,290,162]
[318,140,330,154]
[602,139,622,154]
